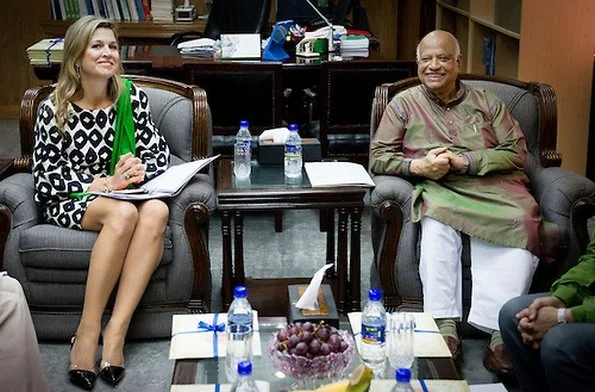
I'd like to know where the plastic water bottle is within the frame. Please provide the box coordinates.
[391,368,414,392]
[227,285,253,331]
[284,123,302,178]
[361,288,387,374]
[234,120,252,179]
[230,361,259,392]
[226,286,254,381]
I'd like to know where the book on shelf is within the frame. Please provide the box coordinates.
[483,35,496,76]
[304,161,375,188]
[79,0,90,16]
[127,0,139,21]
[90,155,220,200]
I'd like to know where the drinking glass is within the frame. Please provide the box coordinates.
[225,324,253,382]
[387,312,415,370]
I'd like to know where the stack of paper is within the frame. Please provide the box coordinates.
[26,38,64,65]
[169,312,262,359]
[340,35,369,58]
[304,161,374,188]
[177,38,216,57]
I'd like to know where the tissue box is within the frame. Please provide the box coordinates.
[258,138,322,165]
[288,284,339,329]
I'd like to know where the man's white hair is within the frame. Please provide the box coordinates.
[415,30,462,61]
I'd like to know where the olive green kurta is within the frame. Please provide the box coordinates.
[370,82,556,261]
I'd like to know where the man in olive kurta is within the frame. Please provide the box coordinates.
[370,30,548,375]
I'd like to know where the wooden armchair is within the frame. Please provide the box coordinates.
[368,75,595,320]
[0,75,216,339]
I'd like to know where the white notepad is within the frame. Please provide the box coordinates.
[91,155,219,200]
[305,161,375,187]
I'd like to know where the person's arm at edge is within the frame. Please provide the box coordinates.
[551,235,595,323]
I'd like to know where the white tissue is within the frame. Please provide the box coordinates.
[295,263,334,310]
[258,127,290,144]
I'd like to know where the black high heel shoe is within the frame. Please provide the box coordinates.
[99,360,125,385]
[68,335,97,390]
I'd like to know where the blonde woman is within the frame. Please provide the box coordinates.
[32,16,170,390]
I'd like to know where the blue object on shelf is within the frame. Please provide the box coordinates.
[262,20,294,61]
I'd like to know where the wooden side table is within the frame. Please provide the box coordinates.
[216,159,367,315]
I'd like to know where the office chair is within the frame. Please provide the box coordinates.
[169,0,272,45]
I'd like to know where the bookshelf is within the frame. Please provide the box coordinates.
[43,0,209,44]
[42,20,206,42]
[436,0,522,79]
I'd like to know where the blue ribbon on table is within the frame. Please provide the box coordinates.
[196,314,225,358]
[215,384,221,392]
[419,379,429,392]
[171,313,225,358]
[46,38,63,65]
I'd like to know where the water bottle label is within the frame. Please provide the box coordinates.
[235,143,250,154]
[361,323,385,344]
[285,145,302,156]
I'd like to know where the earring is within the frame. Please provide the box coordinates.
[75,64,80,78]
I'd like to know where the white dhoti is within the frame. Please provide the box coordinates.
[419,217,539,332]
[0,273,50,392]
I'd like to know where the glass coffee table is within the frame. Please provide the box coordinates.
[171,317,461,389]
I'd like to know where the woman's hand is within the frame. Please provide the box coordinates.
[109,153,146,190]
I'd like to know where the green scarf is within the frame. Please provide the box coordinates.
[110,78,136,175]
[70,78,136,199]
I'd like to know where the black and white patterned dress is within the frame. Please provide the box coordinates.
[32,83,170,229]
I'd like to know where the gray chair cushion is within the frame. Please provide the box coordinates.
[20,224,173,271]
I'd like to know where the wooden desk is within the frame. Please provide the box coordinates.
[216,159,366,316]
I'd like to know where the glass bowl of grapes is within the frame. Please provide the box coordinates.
[268,321,355,380]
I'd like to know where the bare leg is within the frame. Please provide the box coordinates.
[70,197,140,372]
[101,199,169,366]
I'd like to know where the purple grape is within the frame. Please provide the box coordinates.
[316,327,330,342]
[295,342,308,356]
[339,341,348,352]
[305,352,313,359]
[301,331,313,344]
[308,339,321,355]
[320,342,331,356]
[277,329,289,342]
[289,326,299,336]
[303,322,314,332]
[294,322,303,329]
[287,334,300,349]
[289,348,297,355]
[328,334,342,351]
